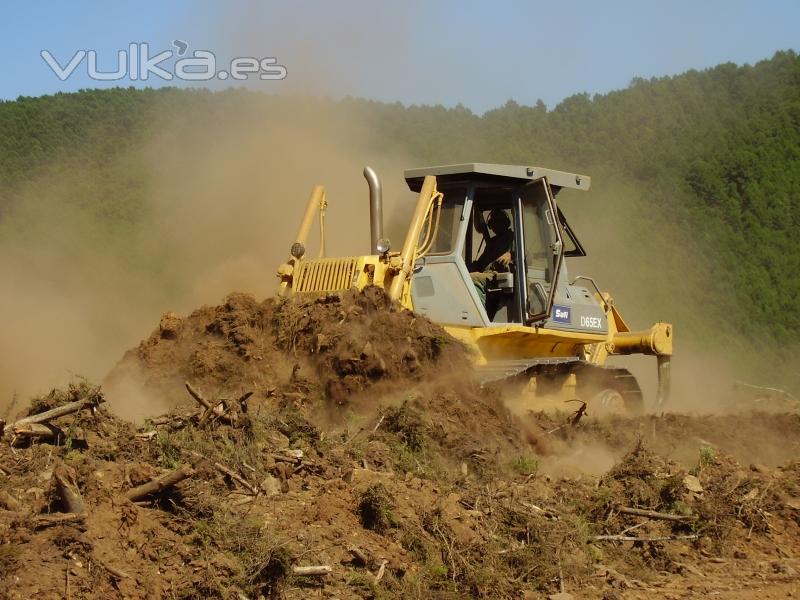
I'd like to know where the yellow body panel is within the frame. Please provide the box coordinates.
[442,324,605,365]
[281,252,672,370]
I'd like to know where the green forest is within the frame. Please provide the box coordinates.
[0,50,798,386]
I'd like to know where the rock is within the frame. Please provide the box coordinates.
[265,431,290,449]
[158,312,182,339]
[771,561,798,576]
[750,463,773,475]
[274,463,293,492]
[683,474,704,493]
[436,493,480,546]
[347,467,393,486]
[260,475,282,496]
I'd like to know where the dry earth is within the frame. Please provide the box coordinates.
[1,289,799,599]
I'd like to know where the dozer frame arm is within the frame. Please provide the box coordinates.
[388,175,437,301]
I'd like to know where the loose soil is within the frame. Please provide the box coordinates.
[2,289,799,599]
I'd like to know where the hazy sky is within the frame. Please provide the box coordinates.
[1,0,798,113]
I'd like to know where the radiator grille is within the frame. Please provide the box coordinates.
[294,257,359,293]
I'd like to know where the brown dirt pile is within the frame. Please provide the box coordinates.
[106,287,466,414]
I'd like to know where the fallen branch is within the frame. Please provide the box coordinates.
[270,449,318,476]
[95,558,131,580]
[591,534,699,543]
[197,405,218,428]
[11,423,63,442]
[373,560,388,584]
[125,465,195,501]
[292,565,332,576]
[231,496,255,507]
[185,382,234,425]
[567,399,588,426]
[54,466,86,514]
[372,415,385,433]
[618,506,697,522]
[520,501,560,520]
[271,453,300,464]
[546,399,587,434]
[33,513,87,529]
[148,413,194,427]
[212,461,259,495]
[188,451,260,496]
[619,521,649,536]
[237,391,254,412]
[13,394,104,428]
[185,381,213,410]
[348,546,369,567]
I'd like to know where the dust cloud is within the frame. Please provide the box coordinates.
[0,0,791,421]
[0,2,430,417]
[556,170,782,414]
[538,440,618,478]
[0,94,416,416]
[0,104,783,420]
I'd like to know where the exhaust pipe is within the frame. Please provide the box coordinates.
[363,166,384,254]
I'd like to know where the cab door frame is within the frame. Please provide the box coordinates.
[517,178,566,325]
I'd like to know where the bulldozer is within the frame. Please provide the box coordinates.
[276,163,672,413]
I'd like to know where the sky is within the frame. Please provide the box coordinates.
[0,0,798,114]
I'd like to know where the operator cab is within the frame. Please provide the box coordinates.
[405,163,606,334]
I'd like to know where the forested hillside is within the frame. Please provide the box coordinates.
[0,51,798,387]
[357,51,800,345]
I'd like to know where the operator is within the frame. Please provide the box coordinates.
[470,208,513,306]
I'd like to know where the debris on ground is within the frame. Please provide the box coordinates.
[2,289,800,599]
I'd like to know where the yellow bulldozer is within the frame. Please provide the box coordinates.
[276,164,672,413]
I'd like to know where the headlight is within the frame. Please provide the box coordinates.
[376,238,391,254]
[290,242,305,259]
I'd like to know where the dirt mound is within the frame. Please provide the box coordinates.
[106,288,468,416]
[4,392,800,599]
[4,291,800,599]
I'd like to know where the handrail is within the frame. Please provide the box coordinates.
[570,275,610,312]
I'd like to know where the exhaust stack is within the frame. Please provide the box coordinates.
[363,166,384,254]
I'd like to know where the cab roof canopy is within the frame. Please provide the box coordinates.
[404,163,591,194]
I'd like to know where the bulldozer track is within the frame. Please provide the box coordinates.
[480,359,645,414]
[475,357,580,385]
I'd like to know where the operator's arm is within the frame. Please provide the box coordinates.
[474,230,514,272]
[495,251,512,267]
